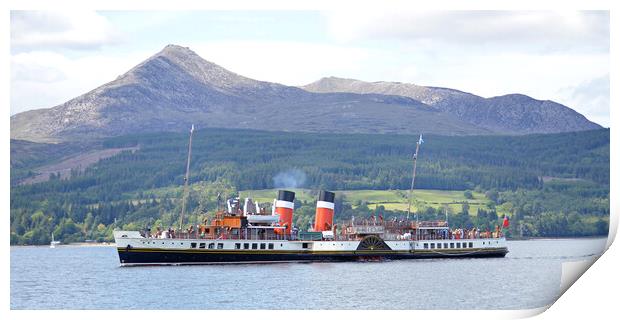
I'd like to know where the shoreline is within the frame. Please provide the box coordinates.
[11,242,116,248]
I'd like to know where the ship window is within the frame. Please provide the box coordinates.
[302,243,310,249]
[444,243,448,249]
[268,243,274,250]
[450,243,454,248]
[243,243,249,249]
[190,243,197,248]
[469,242,473,248]
[208,243,215,249]
[260,243,266,250]
[456,243,461,248]
[423,243,428,249]
[217,243,224,249]
[199,243,206,249]
[430,243,435,249]
[252,243,258,250]
[235,243,241,249]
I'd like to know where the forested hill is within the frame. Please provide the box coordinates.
[83,127,611,190]
[10,128,609,244]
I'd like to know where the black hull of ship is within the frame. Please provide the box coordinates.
[117,248,508,266]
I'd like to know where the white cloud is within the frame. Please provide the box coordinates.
[11,11,122,51]
[10,50,148,115]
[326,10,609,53]
[192,41,375,86]
[556,74,610,127]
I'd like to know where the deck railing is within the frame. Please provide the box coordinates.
[142,227,503,241]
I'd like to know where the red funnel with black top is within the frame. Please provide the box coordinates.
[314,190,335,232]
[274,190,295,235]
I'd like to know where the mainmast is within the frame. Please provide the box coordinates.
[178,124,195,231]
[406,134,424,223]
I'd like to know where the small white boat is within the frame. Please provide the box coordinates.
[50,233,60,248]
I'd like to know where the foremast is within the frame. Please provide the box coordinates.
[178,124,195,231]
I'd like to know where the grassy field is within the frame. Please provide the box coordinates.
[130,185,495,216]
[240,188,492,215]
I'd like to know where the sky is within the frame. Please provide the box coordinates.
[10,10,610,127]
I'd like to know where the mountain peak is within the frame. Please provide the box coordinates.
[124,44,261,90]
[163,43,190,51]
[156,44,200,60]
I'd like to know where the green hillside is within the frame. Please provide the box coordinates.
[10,128,610,245]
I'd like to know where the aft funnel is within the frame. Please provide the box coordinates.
[314,190,335,232]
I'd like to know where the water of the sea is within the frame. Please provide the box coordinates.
[10,238,606,310]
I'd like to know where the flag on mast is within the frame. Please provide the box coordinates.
[418,134,424,145]
[502,215,510,228]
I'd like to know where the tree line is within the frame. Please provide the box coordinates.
[10,128,609,244]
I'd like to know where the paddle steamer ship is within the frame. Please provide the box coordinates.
[113,128,508,266]
[114,189,508,266]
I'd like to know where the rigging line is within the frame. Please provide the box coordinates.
[407,134,423,234]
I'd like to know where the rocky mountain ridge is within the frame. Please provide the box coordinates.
[302,77,601,134]
[10,45,600,143]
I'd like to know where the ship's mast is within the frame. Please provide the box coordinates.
[406,134,423,223]
[178,124,195,231]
